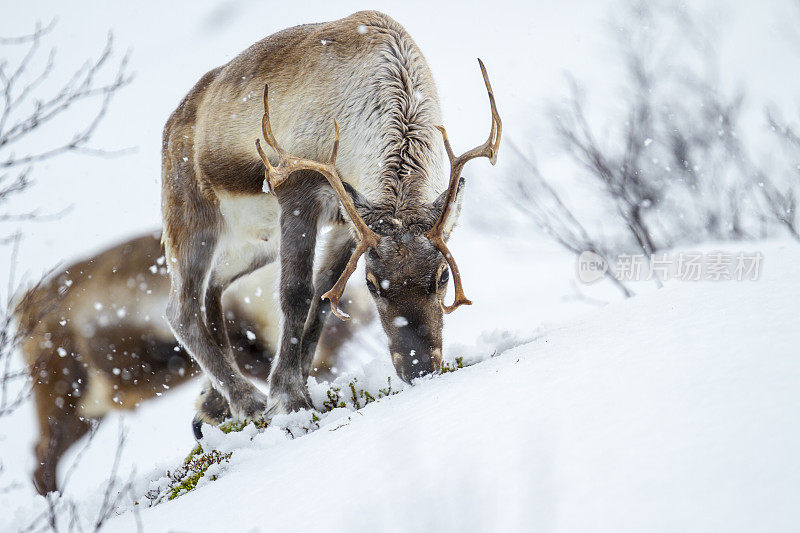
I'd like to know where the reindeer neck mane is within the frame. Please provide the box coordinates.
[357,13,446,224]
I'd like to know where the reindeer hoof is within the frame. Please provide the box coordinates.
[194,382,232,432]
[192,415,205,440]
[229,388,270,422]
[267,388,313,416]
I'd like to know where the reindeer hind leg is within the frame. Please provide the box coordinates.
[31,342,91,495]
[170,207,278,437]
[165,224,272,426]
[192,379,232,439]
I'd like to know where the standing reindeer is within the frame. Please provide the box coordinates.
[17,232,368,494]
[162,11,500,425]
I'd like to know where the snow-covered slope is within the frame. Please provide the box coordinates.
[2,1,799,531]
[94,241,798,533]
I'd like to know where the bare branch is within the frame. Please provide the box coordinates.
[0,250,63,418]
[553,76,661,262]
[505,138,633,298]
[0,22,132,426]
[0,167,32,200]
[0,27,133,168]
[0,19,57,45]
[767,111,800,151]
[20,422,98,533]
[0,205,73,223]
[93,423,129,531]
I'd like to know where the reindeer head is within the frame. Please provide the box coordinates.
[356,211,454,382]
[256,59,501,384]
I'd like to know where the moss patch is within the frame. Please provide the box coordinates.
[166,450,233,501]
[442,356,468,373]
[145,448,234,505]
[218,418,269,434]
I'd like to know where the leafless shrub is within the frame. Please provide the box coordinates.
[553,77,663,257]
[553,2,761,249]
[651,33,754,242]
[0,21,131,173]
[759,112,800,240]
[506,140,634,297]
[0,235,56,417]
[679,85,800,242]
[0,20,130,418]
[21,422,142,533]
[507,1,798,297]
[0,21,136,531]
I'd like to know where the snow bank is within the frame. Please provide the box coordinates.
[94,241,800,532]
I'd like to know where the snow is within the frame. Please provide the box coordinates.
[93,240,796,532]
[2,240,796,531]
[1,0,799,531]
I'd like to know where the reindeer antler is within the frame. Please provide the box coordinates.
[255,84,380,320]
[428,58,502,313]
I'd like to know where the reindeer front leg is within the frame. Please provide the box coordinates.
[268,172,324,412]
[299,225,356,379]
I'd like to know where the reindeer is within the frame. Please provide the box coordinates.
[17,232,368,494]
[161,10,501,426]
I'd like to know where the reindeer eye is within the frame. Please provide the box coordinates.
[438,268,450,288]
[366,279,378,294]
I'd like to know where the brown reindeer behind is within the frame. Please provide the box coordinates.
[17,231,370,495]
[161,11,500,425]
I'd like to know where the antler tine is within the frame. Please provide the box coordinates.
[428,233,473,314]
[320,238,372,320]
[427,59,502,314]
[477,58,502,164]
[255,83,380,320]
[260,84,283,156]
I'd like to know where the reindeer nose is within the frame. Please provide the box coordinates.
[391,349,441,384]
[391,352,408,383]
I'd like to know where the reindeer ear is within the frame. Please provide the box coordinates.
[431,176,465,241]
[341,181,374,218]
